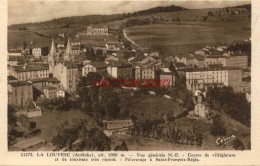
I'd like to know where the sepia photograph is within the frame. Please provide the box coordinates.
[7,0,251,152]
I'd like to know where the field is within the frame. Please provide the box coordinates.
[8,30,52,49]
[125,21,250,56]
[118,93,183,122]
[30,110,96,142]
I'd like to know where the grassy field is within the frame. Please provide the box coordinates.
[119,93,183,122]
[30,109,96,142]
[8,30,52,49]
[125,21,250,56]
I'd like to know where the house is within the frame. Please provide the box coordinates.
[32,48,42,58]
[107,64,132,79]
[160,72,176,86]
[82,62,107,77]
[30,77,61,93]
[86,25,109,35]
[142,67,155,79]
[57,90,65,98]
[8,56,23,66]
[194,95,210,118]
[103,119,134,137]
[8,81,33,107]
[9,64,49,81]
[43,86,58,99]
[133,66,141,79]
[174,62,187,70]
[53,62,79,93]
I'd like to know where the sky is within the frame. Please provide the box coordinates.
[8,0,250,25]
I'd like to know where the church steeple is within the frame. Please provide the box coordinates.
[50,38,56,57]
[64,37,72,61]
[48,38,57,72]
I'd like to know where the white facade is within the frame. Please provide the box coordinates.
[32,48,42,58]
[57,90,65,98]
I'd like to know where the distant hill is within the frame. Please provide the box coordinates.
[234,4,251,11]
[9,5,187,29]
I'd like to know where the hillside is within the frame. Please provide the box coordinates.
[8,4,251,53]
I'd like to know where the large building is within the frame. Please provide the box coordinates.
[82,62,107,77]
[9,64,49,81]
[182,67,242,92]
[8,81,33,107]
[107,64,132,79]
[86,25,109,35]
[226,55,248,69]
[52,62,79,93]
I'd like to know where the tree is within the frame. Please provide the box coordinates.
[8,105,17,126]
[121,109,130,118]
[232,138,245,150]
[208,11,214,16]
[115,140,128,151]
[100,88,120,120]
[23,41,27,50]
[210,115,226,136]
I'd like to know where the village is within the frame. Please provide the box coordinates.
[7,10,251,151]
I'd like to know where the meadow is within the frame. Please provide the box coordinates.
[125,21,250,56]
[8,30,52,49]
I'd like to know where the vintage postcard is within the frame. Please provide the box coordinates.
[0,0,259,165]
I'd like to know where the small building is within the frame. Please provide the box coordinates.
[43,86,58,99]
[32,48,42,58]
[102,119,134,137]
[8,81,33,107]
[82,62,107,77]
[160,72,176,86]
[57,90,65,98]
[107,64,132,79]
[86,25,109,35]
[194,96,210,118]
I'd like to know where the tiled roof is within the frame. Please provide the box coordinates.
[62,61,78,69]
[30,77,60,83]
[8,81,32,87]
[182,67,241,72]
[85,62,107,69]
[12,64,49,72]
[44,86,57,90]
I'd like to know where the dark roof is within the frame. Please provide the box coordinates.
[30,77,60,83]
[8,81,32,87]
[8,56,23,61]
[206,55,224,59]
[8,75,18,81]
[210,50,224,55]
[12,64,49,72]
[174,62,186,68]
[116,64,132,69]
[182,66,241,72]
[44,86,57,90]
[87,62,107,69]
[62,62,78,69]
[160,72,174,76]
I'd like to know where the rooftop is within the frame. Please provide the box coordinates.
[8,81,32,87]
[30,77,60,83]
[182,66,241,72]
[12,64,49,72]
[44,86,57,90]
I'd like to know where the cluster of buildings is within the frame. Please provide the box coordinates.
[8,30,250,116]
